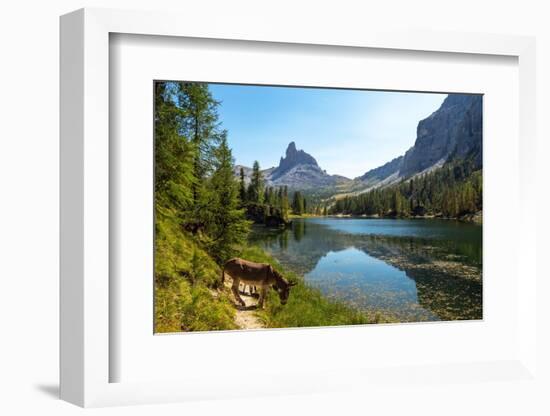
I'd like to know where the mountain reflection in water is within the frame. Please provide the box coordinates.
[249,218,482,322]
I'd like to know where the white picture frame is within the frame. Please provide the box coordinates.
[60,7,538,408]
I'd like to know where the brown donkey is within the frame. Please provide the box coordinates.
[222,258,296,308]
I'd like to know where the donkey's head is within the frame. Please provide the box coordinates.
[271,268,297,305]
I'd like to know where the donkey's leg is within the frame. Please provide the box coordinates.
[232,279,246,307]
[258,286,268,309]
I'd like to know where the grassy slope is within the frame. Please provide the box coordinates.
[155,209,237,333]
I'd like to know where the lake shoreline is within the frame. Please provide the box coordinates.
[250,216,483,322]
[240,246,395,327]
[313,211,483,224]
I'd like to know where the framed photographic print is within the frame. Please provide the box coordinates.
[152,81,483,333]
[60,7,539,408]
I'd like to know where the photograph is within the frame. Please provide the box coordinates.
[154,81,483,333]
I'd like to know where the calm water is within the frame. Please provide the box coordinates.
[249,218,482,322]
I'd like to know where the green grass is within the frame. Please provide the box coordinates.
[240,246,393,328]
[155,209,237,333]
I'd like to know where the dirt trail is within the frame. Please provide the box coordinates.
[234,296,264,330]
[223,279,264,330]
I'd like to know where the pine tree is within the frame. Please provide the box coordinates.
[239,167,246,204]
[169,82,226,232]
[267,187,276,206]
[461,182,476,213]
[292,191,305,215]
[277,187,283,211]
[208,136,250,263]
[393,190,402,216]
[282,186,289,220]
[249,161,264,204]
[154,82,195,210]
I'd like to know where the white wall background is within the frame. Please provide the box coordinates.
[0,0,548,415]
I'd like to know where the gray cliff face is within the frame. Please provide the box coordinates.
[399,94,482,177]
[356,94,482,189]
[450,95,482,166]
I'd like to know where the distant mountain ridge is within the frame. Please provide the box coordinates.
[354,94,482,192]
[358,155,404,186]
[235,94,482,197]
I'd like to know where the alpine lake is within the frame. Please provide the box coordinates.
[249,217,483,322]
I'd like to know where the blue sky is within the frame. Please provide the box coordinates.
[210,83,446,179]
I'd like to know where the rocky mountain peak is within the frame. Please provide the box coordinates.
[271,142,318,180]
[235,141,351,191]
[286,141,297,155]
